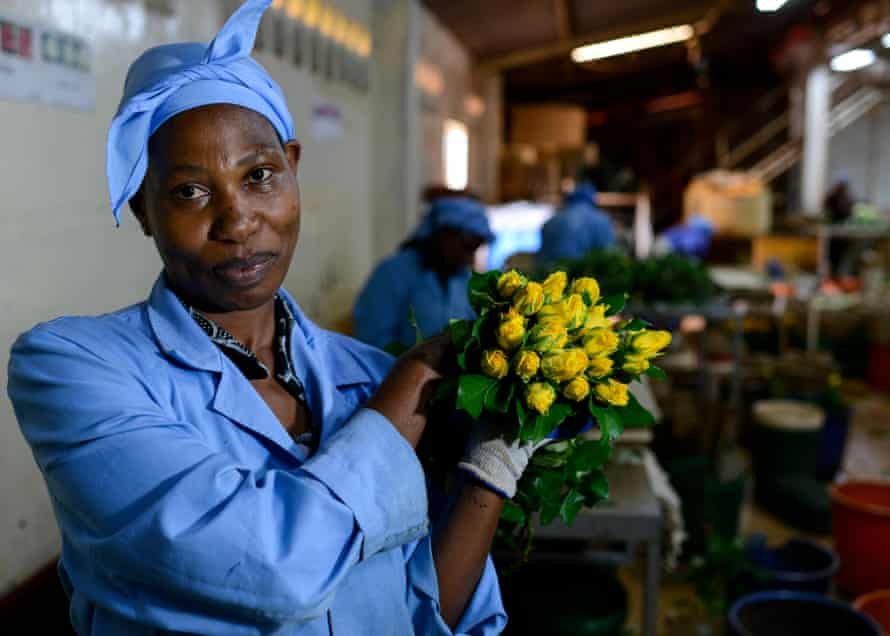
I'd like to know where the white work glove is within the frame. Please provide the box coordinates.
[457,422,549,499]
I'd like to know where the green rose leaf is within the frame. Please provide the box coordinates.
[581,468,609,504]
[531,441,573,469]
[515,398,529,432]
[559,487,587,525]
[457,374,497,419]
[521,403,572,443]
[484,380,515,414]
[589,400,624,441]
[617,392,656,429]
[468,271,502,314]
[540,499,563,526]
[500,500,527,525]
[446,319,473,350]
[431,376,459,405]
[621,317,652,332]
[407,306,424,345]
[645,365,668,381]
[566,438,612,478]
[601,293,627,317]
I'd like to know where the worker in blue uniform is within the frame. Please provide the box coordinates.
[537,182,616,266]
[6,2,541,633]
[353,196,494,349]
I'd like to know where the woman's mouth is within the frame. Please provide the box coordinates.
[212,252,277,288]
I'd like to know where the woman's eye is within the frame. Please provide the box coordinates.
[248,167,273,183]
[173,184,207,200]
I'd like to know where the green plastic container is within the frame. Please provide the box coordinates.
[752,401,824,477]
[668,455,746,557]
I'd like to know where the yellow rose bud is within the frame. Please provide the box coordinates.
[513,282,545,316]
[526,382,557,416]
[571,277,601,304]
[563,377,591,402]
[502,306,525,324]
[587,356,614,379]
[480,349,509,380]
[542,349,589,383]
[496,319,526,351]
[582,328,620,358]
[594,378,630,407]
[561,294,587,330]
[527,322,569,353]
[513,350,541,383]
[630,329,672,358]
[496,270,527,299]
[622,354,650,375]
[541,271,568,301]
[581,304,610,331]
[538,294,587,331]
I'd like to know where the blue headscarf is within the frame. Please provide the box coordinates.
[563,182,597,207]
[106,0,294,225]
[409,197,495,244]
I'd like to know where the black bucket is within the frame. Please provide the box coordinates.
[729,591,881,636]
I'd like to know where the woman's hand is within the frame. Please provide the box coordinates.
[366,334,452,447]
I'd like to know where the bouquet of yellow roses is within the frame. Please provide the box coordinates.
[433,269,671,555]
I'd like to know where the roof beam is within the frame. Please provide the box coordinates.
[478,4,709,72]
[553,0,572,41]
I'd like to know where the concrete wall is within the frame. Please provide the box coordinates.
[0,0,374,595]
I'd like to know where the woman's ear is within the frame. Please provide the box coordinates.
[284,140,301,174]
[129,189,153,237]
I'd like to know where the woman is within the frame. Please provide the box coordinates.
[7,2,538,633]
[353,195,494,349]
[537,182,616,267]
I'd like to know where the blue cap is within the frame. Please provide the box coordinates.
[410,197,495,244]
[106,0,295,225]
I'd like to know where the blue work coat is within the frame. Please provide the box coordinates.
[353,249,475,349]
[537,201,616,266]
[7,275,506,635]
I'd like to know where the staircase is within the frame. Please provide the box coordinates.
[716,78,887,185]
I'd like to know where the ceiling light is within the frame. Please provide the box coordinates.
[882,33,890,48]
[830,49,876,72]
[571,25,694,63]
[756,0,790,12]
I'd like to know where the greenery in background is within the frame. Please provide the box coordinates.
[684,533,766,624]
[426,270,669,556]
[541,250,719,306]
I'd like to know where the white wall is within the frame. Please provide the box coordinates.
[0,0,373,595]
[828,102,890,209]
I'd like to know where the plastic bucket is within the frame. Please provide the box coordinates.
[729,591,881,636]
[815,405,851,481]
[831,481,890,596]
[743,535,839,594]
[854,590,890,636]
[752,400,824,481]
[667,455,745,557]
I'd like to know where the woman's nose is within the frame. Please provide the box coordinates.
[210,195,259,243]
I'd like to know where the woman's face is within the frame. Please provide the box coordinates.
[133,104,301,312]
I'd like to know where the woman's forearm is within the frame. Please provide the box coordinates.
[433,482,505,628]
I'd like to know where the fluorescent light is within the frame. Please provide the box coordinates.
[571,25,694,63]
[830,49,877,72]
[756,0,789,12]
[882,33,890,48]
[443,120,469,191]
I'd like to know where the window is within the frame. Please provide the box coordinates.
[443,119,469,191]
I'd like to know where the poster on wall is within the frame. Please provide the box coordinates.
[0,14,96,111]
[311,99,344,142]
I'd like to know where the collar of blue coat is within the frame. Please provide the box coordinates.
[145,274,378,389]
